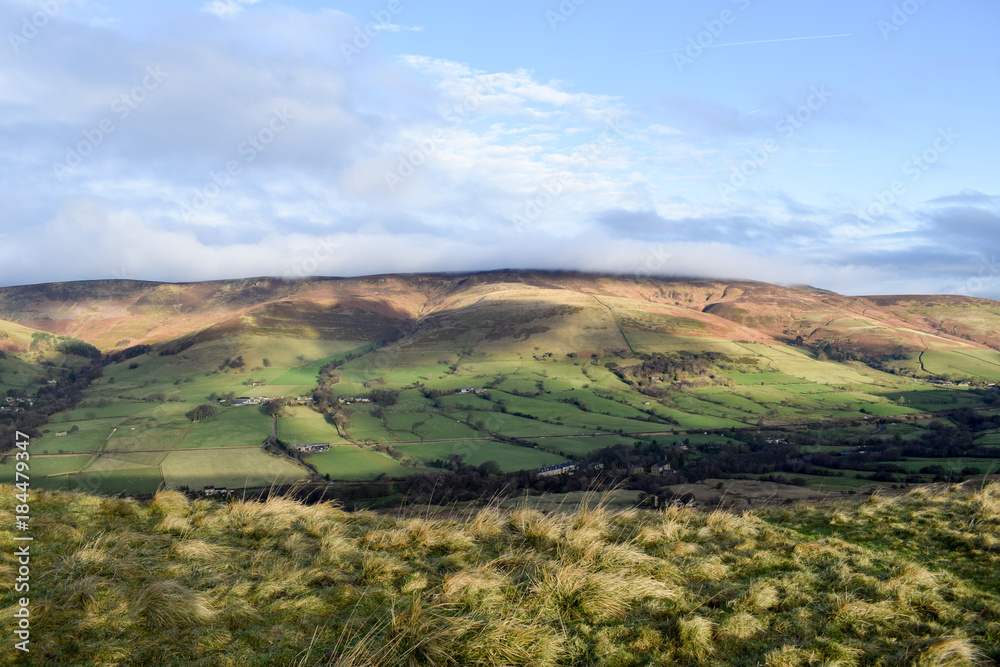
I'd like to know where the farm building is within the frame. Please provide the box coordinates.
[651,461,672,475]
[293,443,331,453]
[535,462,578,478]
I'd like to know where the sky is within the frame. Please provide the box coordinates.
[1,0,998,297]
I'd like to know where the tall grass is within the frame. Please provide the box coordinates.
[0,482,998,665]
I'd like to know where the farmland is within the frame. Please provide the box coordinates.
[0,272,999,496]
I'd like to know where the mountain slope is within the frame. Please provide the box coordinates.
[3,271,1000,497]
[0,272,998,359]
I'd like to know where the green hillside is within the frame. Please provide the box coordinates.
[1,272,1000,495]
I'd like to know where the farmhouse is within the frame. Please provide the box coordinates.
[535,462,578,478]
[231,396,281,406]
[293,443,330,453]
[203,486,235,496]
[651,461,672,475]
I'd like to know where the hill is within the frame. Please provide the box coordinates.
[0,482,997,665]
[1,271,1000,496]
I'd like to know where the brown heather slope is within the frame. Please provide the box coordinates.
[0,271,997,358]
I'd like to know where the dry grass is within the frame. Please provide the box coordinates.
[0,482,998,665]
[908,636,984,667]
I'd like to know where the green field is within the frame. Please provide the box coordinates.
[394,441,567,472]
[278,406,349,445]
[920,349,1000,381]
[160,448,306,489]
[0,454,93,482]
[174,408,273,449]
[895,458,1000,475]
[307,445,417,480]
[528,435,642,457]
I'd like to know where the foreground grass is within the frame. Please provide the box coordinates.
[1,485,999,666]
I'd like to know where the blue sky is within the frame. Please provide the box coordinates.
[1,0,998,297]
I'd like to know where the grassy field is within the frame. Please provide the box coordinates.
[0,454,93,481]
[160,448,306,489]
[1,482,997,665]
[920,349,1000,381]
[528,435,643,458]
[277,406,350,445]
[307,445,417,480]
[0,336,374,490]
[393,441,567,472]
[895,458,1000,475]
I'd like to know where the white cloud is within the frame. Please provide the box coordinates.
[202,0,263,19]
[10,198,981,299]
[0,3,994,299]
[371,24,423,33]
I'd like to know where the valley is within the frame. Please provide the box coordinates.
[1,271,999,501]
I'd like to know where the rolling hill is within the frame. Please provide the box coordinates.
[1,272,997,358]
[1,271,1000,495]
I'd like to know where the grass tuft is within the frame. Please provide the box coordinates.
[909,636,984,667]
[135,580,215,628]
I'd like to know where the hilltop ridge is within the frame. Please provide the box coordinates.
[0,271,998,356]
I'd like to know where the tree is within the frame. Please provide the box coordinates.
[262,358,271,367]
[478,460,502,476]
[262,398,286,417]
[186,404,219,422]
[370,388,400,407]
